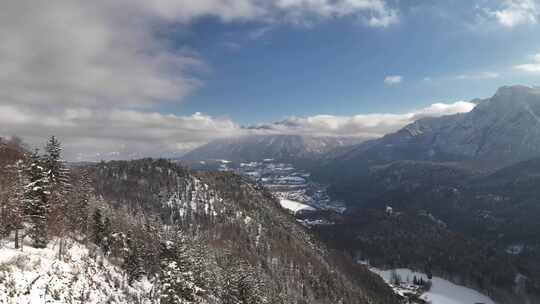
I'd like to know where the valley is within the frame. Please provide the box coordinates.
[4,2,540,303]
[369,267,496,304]
[180,86,540,304]
[185,158,346,226]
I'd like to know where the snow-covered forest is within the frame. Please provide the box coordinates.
[0,136,398,304]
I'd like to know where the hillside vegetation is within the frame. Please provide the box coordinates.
[0,136,399,304]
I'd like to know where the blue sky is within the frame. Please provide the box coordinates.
[2,0,540,160]
[171,0,540,125]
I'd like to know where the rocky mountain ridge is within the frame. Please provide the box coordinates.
[181,134,363,166]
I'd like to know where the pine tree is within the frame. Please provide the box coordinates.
[43,136,71,232]
[24,149,49,248]
[220,256,268,304]
[236,263,267,304]
[102,216,112,254]
[191,240,213,296]
[92,208,104,246]
[159,236,201,304]
[142,216,161,274]
[160,241,184,304]
[126,230,146,285]
[44,136,70,191]
[42,136,71,257]
[71,168,92,234]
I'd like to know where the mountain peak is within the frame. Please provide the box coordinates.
[494,85,538,98]
[480,85,540,115]
[327,85,540,168]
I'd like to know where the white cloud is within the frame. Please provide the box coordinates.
[249,101,476,138]
[131,0,399,26]
[0,106,240,161]
[0,0,399,160]
[489,0,539,27]
[384,75,403,85]
[456,71,500,80]
[0,1,205,110]
[515,52,540,72]
[272,0,399,27]
[0,0,400,110]
[1,100,476,160]
[367,8,399,27]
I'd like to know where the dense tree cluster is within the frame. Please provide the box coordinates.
[314,158,540,304]
[1,136,79,250]
[90,158,400,303]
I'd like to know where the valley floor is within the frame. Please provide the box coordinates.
[370,267,496,304]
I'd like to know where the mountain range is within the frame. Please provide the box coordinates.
[181,134,364,166]
[327,86,540,172]
[311,85,540,304]
[177,85,540,304]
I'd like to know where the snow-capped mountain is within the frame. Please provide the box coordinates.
[329,85,540,169]
[181,134,363,165]
[308,86,540,304]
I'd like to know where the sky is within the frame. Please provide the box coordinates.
[1,0,540,161]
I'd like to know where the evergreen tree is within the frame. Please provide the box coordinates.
[43,136,71,229]
[126,230,146,285]
[24,149,49,248]
[102,216,112,254]
[92,208,105,246]
[221,256,267,304]
[142,216,161,274]
[44,136,70,191]
[159,236,201,304]
[191,240,214,296]
[71,168,92,234]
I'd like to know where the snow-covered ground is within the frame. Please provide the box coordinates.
[0,238,153,304]
[279,198,317,214]
[371,267,496,304]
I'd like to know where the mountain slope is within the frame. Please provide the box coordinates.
[90,158,400,304]
[0,239,153,303]
[308,86,540,304]
[321,156,540,302]
[181,134,363,165]
[324,86,540,178]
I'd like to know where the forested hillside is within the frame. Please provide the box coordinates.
[0,136,399,304]
[306,86,540,304]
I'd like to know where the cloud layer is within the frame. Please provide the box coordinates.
[489,0,539,28]
[515,52,540,72]
[1,100,476,161]
[0,0,400,160]
[247,101,476,138]
[0,106,240,161]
